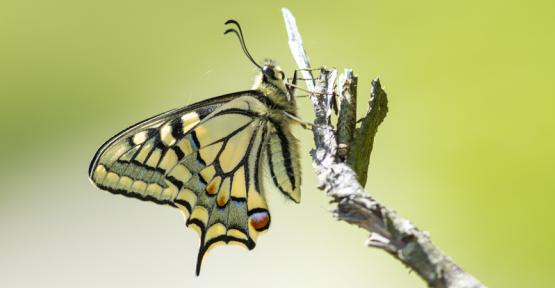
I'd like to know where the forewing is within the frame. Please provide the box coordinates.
[89,94,233,204]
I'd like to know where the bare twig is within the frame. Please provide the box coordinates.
[281,8,486,288]
[282,8,315,92]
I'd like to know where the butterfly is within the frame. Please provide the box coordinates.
[88,20,302,275]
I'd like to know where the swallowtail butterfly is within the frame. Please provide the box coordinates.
[88,20,302,275]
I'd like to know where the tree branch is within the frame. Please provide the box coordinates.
[281,8,486,288]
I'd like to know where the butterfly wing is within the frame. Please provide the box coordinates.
[89,91,292,275]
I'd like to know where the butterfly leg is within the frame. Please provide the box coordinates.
[284,111,314,130]
[286,70,298,97]
[287,68,333,97]
[295,67,323,71]
[285,83,335,97]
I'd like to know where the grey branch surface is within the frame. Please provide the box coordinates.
[281,8,486,288]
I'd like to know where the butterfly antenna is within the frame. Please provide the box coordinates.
[224,19,263,70]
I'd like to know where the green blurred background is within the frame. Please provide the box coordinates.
[1,0,554,287]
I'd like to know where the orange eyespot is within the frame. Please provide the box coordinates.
[249,211,270,231]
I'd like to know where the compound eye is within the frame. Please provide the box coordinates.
[262,66,276,79]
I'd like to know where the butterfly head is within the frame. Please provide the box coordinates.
[261,63,286,83]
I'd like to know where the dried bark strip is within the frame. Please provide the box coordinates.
[337,69,357,161]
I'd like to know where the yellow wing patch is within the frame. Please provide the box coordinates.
[218,122,255,172]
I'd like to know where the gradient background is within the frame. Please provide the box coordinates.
[1,0,554,287]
